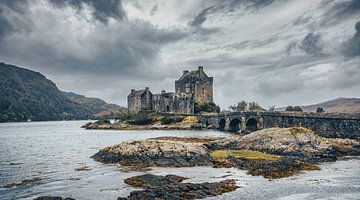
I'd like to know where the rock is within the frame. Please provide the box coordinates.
[82,120,111,129]
[119,174,237,200]
[92,127,360,179]
[149,123,168,129]
[91,139,212,167]
[33,196,75,200]
[74,166,92,171]
[4,177,42,188]
[206,127,360,156]
[80,122,92,128]
[226,156,319,179]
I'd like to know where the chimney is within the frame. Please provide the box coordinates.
[183,70,189,74]
[161,89,166,94]
[198,66,204,72]
[145,87,149,91]
[131,89,135,93]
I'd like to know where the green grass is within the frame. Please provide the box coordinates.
[211,150,282,162]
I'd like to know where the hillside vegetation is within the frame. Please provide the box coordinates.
[0,62,124,122]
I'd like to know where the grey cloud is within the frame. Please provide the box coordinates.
[299,33,323,56]
[331,0,360,19]
[342,21,360,57]
[0,9,13,38]
[189,6,215,27]
[285,41,297,55]
[189,0,275,27]
[150,3,158,16]
[320,0,360,27]
[49,0,126,23]
[0,1,188,80]
[0,0,29,38]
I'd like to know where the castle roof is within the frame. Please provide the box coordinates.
[132,89,146,97]
[128,87,152,97]
[178,66,210,81]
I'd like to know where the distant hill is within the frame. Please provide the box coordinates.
[0,62,125,122]
[62,92,126,118]
[276,98,360,113]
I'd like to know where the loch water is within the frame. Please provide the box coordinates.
[0,121,359,200]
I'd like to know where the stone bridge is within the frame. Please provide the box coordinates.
[201,111,360,139]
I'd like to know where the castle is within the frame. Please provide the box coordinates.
[128,66,213,114]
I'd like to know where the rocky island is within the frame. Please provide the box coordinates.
[90,127,360,199]
[82,112,207,131]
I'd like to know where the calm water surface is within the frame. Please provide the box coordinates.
[0,121,359,200]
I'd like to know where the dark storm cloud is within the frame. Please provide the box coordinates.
[342,21,360,57]
[0,0,29,38]
[189,0,275,27]
[0,0,188,79]
[150,3,158,16]
[299,33,323,56]
[0,8,13,38]
[330,0,360,19]
[49,0,126,23]
[320,0,360,26]
[189,6,215,27]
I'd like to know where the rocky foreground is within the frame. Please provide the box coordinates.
[92,127,360,179]
[91,127,360,199]
[118,174,237,200]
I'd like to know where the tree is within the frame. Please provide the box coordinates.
[195,102,220,114]
[316,107,324,113]
[248,101,263,111]
[268,105,275,111]
[237,101,247,111]
[285,106,294,112]
[228,101,247,112]
[293,106,303,112]
[286,106,303,112]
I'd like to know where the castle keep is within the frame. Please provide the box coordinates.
[128,66,213,114]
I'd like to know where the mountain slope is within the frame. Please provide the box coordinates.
[62,92,126,117]
[301,98,360,113]
[0,62,124,122]
[276,98,360,113]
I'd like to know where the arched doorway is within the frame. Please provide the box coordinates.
[166,105,170,112]
[229,118,241,133]
[218,118,226,131]
[246,118,258,132]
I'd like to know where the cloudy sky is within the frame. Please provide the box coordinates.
[1,0,360,109]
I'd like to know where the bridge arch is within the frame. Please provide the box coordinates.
[229,118,241,133]
[218,118,226,131]
[246,118,258,132]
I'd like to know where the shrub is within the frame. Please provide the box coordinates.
[160,116,184,124]
[285,106,303,112]
[128,113,153,125]
[316,107,324,113]
[195,102,220,114]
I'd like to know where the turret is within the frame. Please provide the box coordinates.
[198,66,203,72]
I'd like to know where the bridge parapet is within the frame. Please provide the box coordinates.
[201,111,360,139]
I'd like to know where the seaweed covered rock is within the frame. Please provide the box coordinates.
[92,139,212,167]
[119,174,237,200]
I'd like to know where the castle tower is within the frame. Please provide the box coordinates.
[175,66,213,103]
